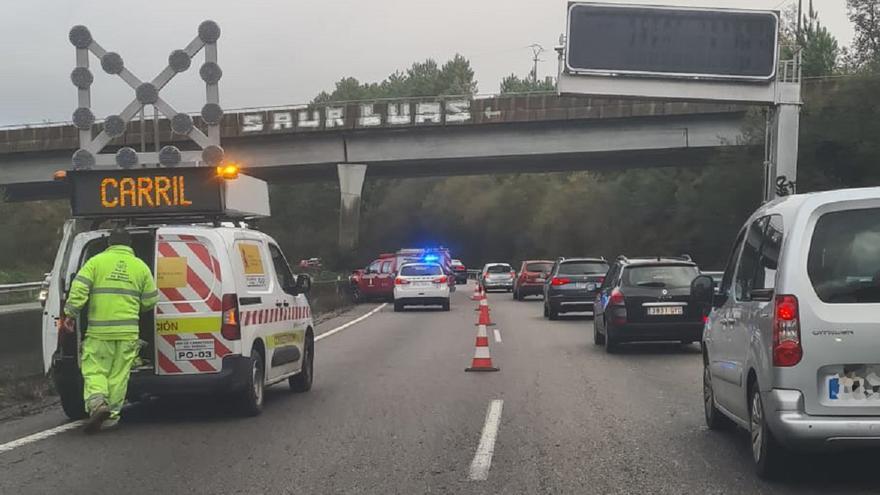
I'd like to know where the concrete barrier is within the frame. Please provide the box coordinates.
[0,281,354,384]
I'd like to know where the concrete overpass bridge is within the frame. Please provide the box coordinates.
[0,92,750,247]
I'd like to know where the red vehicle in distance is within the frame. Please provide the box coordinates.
[513,260,554,300]
[350,248,455,302]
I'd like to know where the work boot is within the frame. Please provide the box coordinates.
[83,402,111,434]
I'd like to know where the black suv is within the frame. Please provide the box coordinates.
[593,256,703,352]
[543,257,609,320]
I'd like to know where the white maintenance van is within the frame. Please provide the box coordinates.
[43,166,314,418]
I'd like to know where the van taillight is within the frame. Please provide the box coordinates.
[221,294,241,341]
[773,294,802,367]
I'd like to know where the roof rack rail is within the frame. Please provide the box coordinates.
[616,255,629,262]
[680,253,693,262]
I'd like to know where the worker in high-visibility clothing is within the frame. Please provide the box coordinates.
[60,227,158,432]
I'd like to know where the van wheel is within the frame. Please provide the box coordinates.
[289,333,314,393]
[394,301,404,312]
[238,349,265,416]
[548,304,559,320]
[750,384,784,478]
[54,365,87,420]
[593,321,605,345]
[703,364,732,430]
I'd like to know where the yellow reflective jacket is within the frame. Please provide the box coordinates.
[64,245,159,340]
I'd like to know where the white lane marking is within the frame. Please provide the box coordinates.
[315,303,387,342]
[0,303,387,456]
[493,329,502,343]
[0,420,85,454]
[469,399,504,481]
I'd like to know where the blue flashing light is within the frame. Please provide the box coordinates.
[423,254,440,262]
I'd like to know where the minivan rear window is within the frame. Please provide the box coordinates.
[526,262,553,273]
[558,261,608,275]
[400,264,442,276]
[808,207,880,303]
[622,265,699,288]
[487,265,512,273]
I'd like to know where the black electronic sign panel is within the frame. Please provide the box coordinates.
[69,167,223,217]
[566,3,778,80]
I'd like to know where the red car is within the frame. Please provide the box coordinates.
[513,260,554,300]
[350,248,456,302]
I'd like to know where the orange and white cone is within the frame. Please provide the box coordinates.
[477,304,494,326]
[471,282,483,301]
[475,293,489,311]
[465,324,499,372]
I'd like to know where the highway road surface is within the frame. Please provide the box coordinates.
[1,282,877,494]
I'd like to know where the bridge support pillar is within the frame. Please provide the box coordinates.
[764,61,802,202]
[337,163,367,251]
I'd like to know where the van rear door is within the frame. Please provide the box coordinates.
[154,231,231,375]
[798,204,880,416]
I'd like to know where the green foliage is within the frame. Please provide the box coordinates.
[500,71,555,93]
[780,2,839,77]
[0,197,67,282]
[847,0,880,69]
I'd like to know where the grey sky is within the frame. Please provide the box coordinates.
[0,0,852,126]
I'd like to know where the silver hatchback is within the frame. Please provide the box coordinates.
[693,187,880,478]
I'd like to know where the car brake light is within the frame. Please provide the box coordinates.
[550,277,570,286]
[434,275,448,284]
[221,294,241,340]
[610,288,625,306]
[773,294,802,367]
[395,277,410,285]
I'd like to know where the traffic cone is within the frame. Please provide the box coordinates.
[475,294,488,311]
[465,324,499,372]
[471,282,482,301]
[477,304,494,326]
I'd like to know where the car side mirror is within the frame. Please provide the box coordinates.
[750,288,774,302]
[691,275,715,305]
[288,274,312,295]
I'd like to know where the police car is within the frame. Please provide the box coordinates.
[43,166,315,418]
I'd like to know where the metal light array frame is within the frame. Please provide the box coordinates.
[69,20,225,170]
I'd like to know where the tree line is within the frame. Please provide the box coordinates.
[1,3,878,280]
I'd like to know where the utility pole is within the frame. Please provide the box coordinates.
[528,43,545,84]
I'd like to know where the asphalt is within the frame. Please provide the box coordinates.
[1,282,878,494]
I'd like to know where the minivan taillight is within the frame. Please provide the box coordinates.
[773,294,802,367]
[221,294,241,341]
[550,277,570,286]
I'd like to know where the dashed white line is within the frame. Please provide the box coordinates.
[493,329,502,343]
[0,420,85,454]
[0,303,387,456]
[469,399,504,481]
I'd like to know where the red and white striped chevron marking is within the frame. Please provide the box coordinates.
[155,234,228,375]
[241,305,311,327]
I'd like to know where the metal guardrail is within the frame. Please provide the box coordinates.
[0,281,43,306]
[0,281,43,293]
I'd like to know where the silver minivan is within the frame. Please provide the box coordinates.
[693,187,880,478]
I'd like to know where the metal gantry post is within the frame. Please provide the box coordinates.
[764,51,803,201]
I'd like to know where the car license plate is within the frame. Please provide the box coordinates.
[647,306,683,316]
[535,277,545,282]
[174,339,215,361]
[575,283,587,289]
[415,281,431,287]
